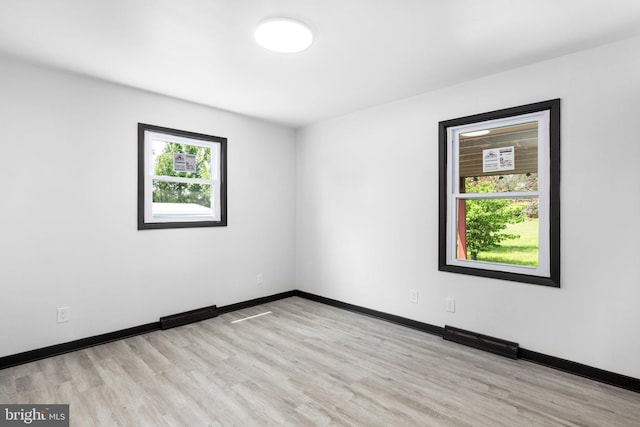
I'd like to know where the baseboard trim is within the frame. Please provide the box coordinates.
[0,290,296,370]
[218,290,297,314]
[0,322,160,370]
[519,348,640,393]
[293,290,444,336]
[294,290,640,394]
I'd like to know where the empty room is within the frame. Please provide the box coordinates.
[1,1,639,425]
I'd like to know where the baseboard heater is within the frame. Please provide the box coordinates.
[160,304,218,330]
[443,325,519,359]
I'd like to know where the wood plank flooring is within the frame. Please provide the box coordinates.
[1,297,639,426]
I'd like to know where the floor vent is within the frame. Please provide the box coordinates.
[443,325,519,359]
[160,305,218,330]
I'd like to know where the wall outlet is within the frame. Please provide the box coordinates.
[57,306,70,323]
[256,273,263,285]
[445,298,455,313]
[409,289,418,304]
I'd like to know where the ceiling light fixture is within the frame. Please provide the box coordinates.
[460,130,490,137]
[254,18,313,53]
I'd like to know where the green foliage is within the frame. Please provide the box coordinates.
[488,173,539,218]
[464,179,525,260]
[153,142,211,207]
[489,173,538,192]
[473,219,539,266]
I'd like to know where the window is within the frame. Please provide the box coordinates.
[138,123,227,229]
[438,100,560,287]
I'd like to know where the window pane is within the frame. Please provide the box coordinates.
[456,198,538,267]
[459,121,538,192]
[152,180,212,217]
[465,174,538,194]
[151,139,211,179]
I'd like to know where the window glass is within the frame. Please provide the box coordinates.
[151,181,213,217]
[457,198,538,267]
[458,121,538,193]
[152,140,212,179]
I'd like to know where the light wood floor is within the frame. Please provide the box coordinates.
[1,297,639,426]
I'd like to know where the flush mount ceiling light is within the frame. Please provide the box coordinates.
[254,18,313,53]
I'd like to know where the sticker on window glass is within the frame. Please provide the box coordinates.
[483,146,515,172]
[173,153,186,172]
[185,154,196,173]
[174,153,196,173]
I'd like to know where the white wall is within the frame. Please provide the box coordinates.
[0,56,296,357]
[296,36,640,378]
[3,35,639,380]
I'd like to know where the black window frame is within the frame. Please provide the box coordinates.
[137,123,227,230]
[438,99,560,287]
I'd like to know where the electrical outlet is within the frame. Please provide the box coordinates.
[445,298,455,313]
[57,306,70,323]
[256,273,263,285]
[409,290,418,304]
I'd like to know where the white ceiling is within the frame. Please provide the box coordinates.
[1,0,640,128]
